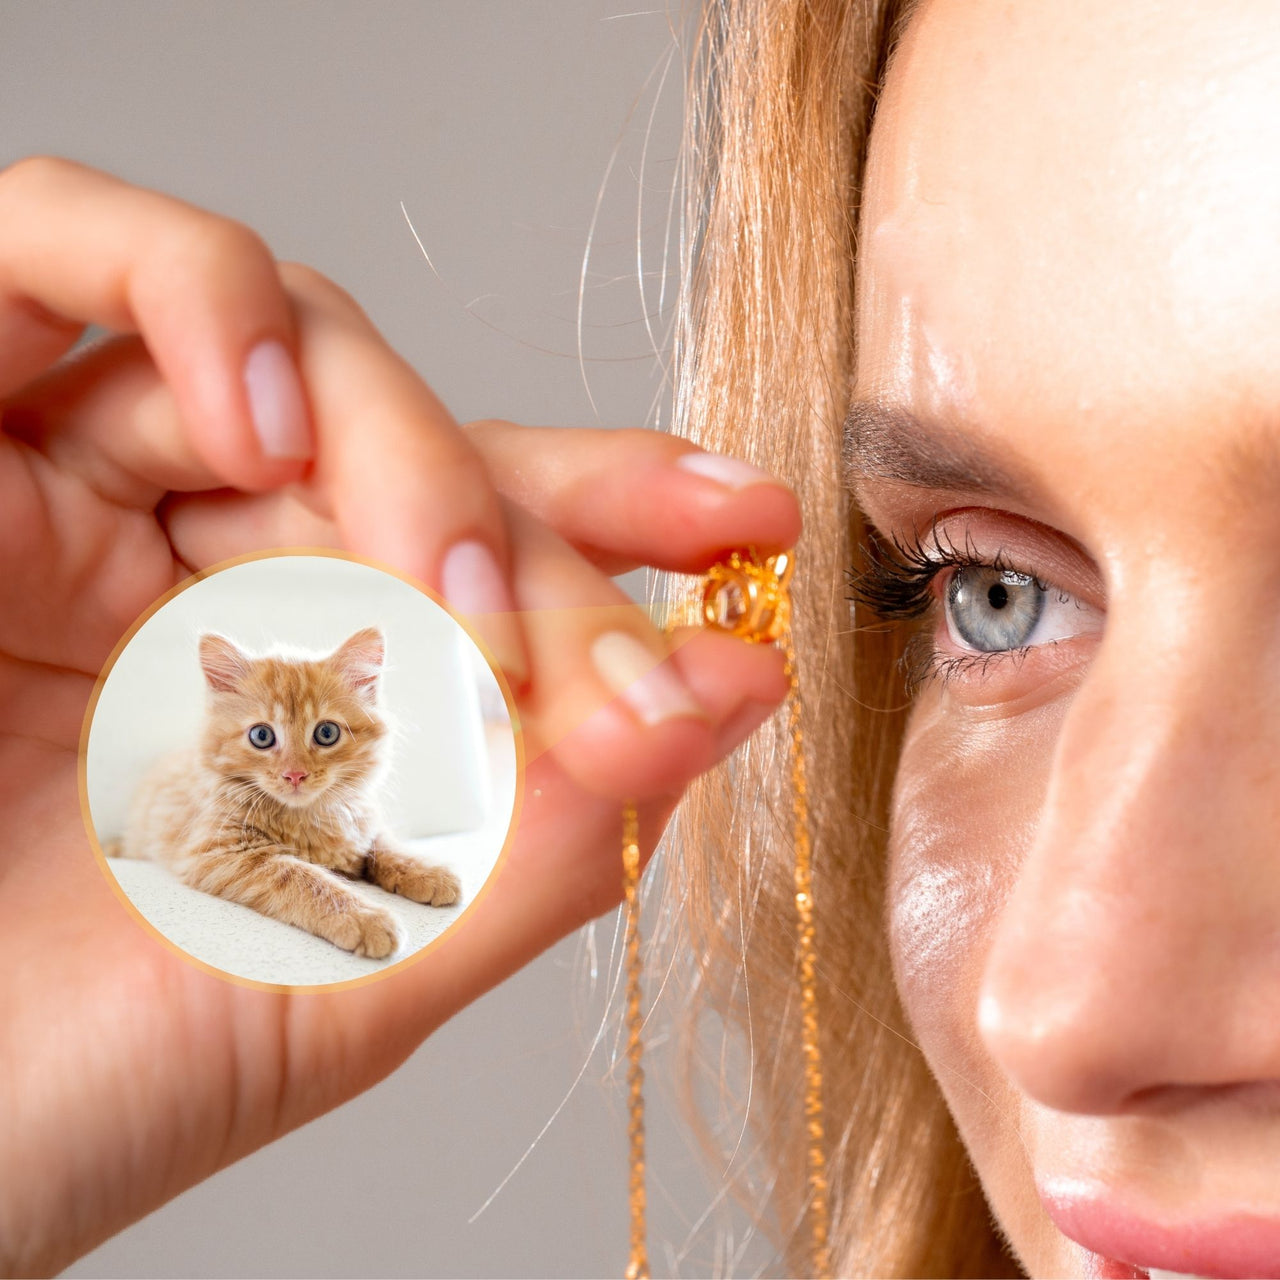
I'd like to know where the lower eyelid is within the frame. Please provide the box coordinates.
[918,638,1097,712]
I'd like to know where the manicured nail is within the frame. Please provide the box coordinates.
[441,539,529,689]
[591,631,704,726]
[675,450,778,490]
[244,339,312,460]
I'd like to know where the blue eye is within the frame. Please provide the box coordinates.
[946,567,1044,652]
[248,723,276,749]
[313,721,341,747]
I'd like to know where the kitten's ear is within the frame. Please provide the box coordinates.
[331,627,385,699]
[199,634,251,693]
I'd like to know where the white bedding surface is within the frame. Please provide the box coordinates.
[104,830,502,987]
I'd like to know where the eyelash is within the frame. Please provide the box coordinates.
[848,525,1049,693]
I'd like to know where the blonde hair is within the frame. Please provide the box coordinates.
[663,1,1021,1274]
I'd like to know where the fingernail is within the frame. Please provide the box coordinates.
[441,540,529,689]
[441,539,512,615]
[591,631,704,726]
[245,339,312,460]
[675,450,779,490]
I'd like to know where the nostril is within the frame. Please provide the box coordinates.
[282,770,308,787]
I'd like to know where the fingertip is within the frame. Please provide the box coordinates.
[642,468,802,571]
[123,210,311,492]
[669,628,791,718]
[439,538,531,695]
[712,696,783,759]
[548,634,790,802]
[589,630,706,726]
[712,482,803,557]
[670,447,803,553]
[551,701,719,800]
[157,329,314,492]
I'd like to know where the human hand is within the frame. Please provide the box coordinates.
[0,158,800,1275]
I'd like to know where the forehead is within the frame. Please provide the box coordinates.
[244,660,331,712]
[856,0,1280,487]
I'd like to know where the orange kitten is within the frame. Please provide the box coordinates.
[114,627,461,959]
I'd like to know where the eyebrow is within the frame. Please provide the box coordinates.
[842,400,1038,499]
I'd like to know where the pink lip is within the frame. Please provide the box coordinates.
[1080,1254,1145,1280]
[1040,1182,1280,1279]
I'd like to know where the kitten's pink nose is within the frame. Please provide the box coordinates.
[282,770,308,788]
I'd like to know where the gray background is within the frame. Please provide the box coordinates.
[3,3,773,1276]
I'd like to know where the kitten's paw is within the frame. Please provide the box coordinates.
[323,903,402,959]
[399,864,462,907]
[366,847,462,907]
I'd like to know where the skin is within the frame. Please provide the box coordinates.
[852,1,1280,1275]
[0,158,800,1275]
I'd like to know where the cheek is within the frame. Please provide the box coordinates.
[312,739,354,770]
[886,694,1065,1132]
[207,725,256,770]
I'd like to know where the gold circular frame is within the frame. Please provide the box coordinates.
[77,546,525,995]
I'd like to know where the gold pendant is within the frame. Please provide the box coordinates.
[701,548,793,642]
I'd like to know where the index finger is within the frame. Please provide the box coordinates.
[0,156,311,491]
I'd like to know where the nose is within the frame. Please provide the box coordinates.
[977,603,1280,1115]
[282,770,308,788]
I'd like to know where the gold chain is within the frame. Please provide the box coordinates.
[784,633,832,1279]
[622,800,649,1280]
[623,548,829,1280]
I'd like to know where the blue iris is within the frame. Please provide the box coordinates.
[946,567,1044,652]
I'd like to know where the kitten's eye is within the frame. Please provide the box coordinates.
[247,723,276,749]
[313,720,341,747]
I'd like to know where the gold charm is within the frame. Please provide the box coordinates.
[701,548,793,642]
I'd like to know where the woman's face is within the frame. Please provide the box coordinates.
[852,2,1280,1276]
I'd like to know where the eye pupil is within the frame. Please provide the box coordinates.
[986,582,1009,610]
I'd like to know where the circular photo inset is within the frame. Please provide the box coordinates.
[81,551,519,990]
